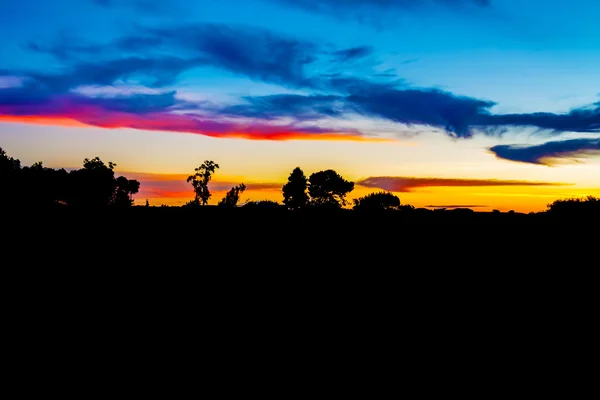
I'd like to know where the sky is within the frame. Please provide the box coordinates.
[0,0,598,211]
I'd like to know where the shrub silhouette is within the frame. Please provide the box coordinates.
[219,183,246,208]
[353,191,401,211]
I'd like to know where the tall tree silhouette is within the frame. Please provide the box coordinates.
[282,167,309,210]
[308,170,354,208]
[219,183,246,208]
[353,191,400,211]
[187,160,219,206]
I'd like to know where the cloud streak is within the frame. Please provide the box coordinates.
[220,91,600,138]
[356,176,569,192]
[0,88,374,141]
[330,46,374,62]
[268,0,491,25]
[489,138,600,165]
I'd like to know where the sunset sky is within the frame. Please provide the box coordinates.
[1,0,598,211]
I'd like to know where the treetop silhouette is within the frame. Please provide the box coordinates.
[187,160,219,206]
[308,169,354,208]
[282,167,309,210]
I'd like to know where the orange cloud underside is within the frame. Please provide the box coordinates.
[0,113,388,142]
[0,114,90,127]
[205,131,393,142]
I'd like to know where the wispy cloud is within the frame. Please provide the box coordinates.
[268,0,491,25]
[489,137,600,165]
[90,0,185,15]
[27,23,323,90]
[330,46,374,62]
[356,176,569,192]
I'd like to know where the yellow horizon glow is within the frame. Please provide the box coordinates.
[2,122,598,213]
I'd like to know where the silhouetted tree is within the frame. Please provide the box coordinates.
[547,196,600,217]
[64,157,139,208]
[187,160,219,206]
[282,167,309,210]
[353,191,400,211]
[0,147,20,173]
[0,147,21,206]
[113,176,140,207]
[20,161,69,206]
[218,183,246,208]
[66,157,117,208]
[308,169,354,208]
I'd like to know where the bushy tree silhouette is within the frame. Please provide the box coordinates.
[1,149,139,208]
[67,157,117,207]
[113,176,141,207]
[66,158,140,207]
[353,191,400,211]
[282,167,309,210]
[308,169,354,208]
[547,196,600,217]
[187,160,219,206]
[219,183,246,208]
[20,162,69,206]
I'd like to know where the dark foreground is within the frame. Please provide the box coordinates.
[3,205,596,319]
[7,205,596,250]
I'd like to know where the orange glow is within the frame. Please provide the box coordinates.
[126,170,600,213]
[0,114,89,127]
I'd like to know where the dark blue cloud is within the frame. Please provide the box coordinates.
[480,103,600,134]
[28,24,321,90]
[150,24,319,88]
[85,91,193,114]
[218,89,600,138]
[217,87,494,137]
[489,138,600,165]
[347,88,493,136]
[0,84,193,116]
[331,46,374,62]
[219,94,349,120]
[15,56,203,93]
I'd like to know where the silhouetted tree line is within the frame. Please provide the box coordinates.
[1,147,139,208]
[2,147,598,218]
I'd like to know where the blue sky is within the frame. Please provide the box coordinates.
[1,0,598,210]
